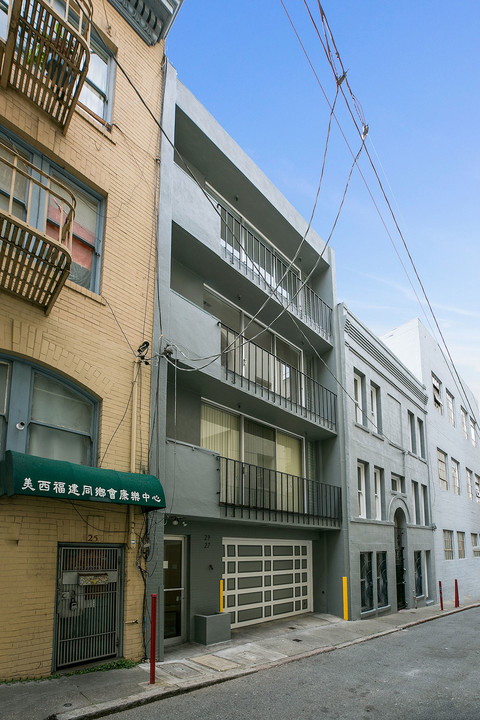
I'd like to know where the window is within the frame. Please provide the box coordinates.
[391,473,404,493]
[0,0,8,40]
[461,408,468,439]
[200,403,302,475]
[0,361,8,453]
[466,468,473,500]
[412,481,420,524]
[360,552,373,612]
[357,462,366,518]
[204,288,303,403]
[0,130,103,293]
[417,418,426,458]
[376,552,388,608]
[457,532,465,559]
[451,459,460,496]
[370,383,381,433]
[470,417,477,447]
[475,475,480,503]
[432,374,442,413]
[443,530,454,560]
[408,411,416,454]
[446,390,455,426]
[0,356,97,464]
[78,31,115,122]
[437,449,448,491]
[421,485,429,525]
[414,551,423,596]
[353,372,365,426]
[47,171,102,292]
[471,534,480,557]
[373,467,383,521]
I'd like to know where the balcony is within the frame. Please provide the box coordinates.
[218,202,333,341]
[221,324,337,432]
[0,142,75,313]
[219,457,341,528]
[0,0,92,132]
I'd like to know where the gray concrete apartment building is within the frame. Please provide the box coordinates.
[382,319,480,606]
[337,306,436,620]
[147,60,346,652]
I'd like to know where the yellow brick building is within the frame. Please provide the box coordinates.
[0,0,182,680]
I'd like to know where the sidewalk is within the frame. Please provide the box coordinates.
[1,601,477,720]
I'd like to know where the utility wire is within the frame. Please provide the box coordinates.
[309,0,480,429]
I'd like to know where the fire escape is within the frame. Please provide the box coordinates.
[0,0,92,132]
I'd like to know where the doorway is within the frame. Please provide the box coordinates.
[394,509,407,609]
[55,544,122,669]
[164,536,185,644]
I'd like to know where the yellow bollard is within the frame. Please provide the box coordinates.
[343,576,348,620]
[220,579,224,613]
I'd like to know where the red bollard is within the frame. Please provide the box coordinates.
[439,580,443,611]
[455,579,459,608]
[150,593,157,685]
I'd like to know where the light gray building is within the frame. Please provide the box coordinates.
[382,318,480,606]
[337,306,436,619]
[148,61,346,651]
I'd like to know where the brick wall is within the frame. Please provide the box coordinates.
[0,497,146,680]
[0,0,166,679]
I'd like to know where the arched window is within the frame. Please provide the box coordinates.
[0,357,97,465]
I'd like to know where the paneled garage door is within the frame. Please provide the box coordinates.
[222,538,312,627]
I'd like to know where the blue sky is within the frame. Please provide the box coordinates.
[166,1,480,401]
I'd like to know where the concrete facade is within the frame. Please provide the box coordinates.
[0,0,181,680]
[148,61,346,651]
[382,318,480,605]
[337,306,436,620]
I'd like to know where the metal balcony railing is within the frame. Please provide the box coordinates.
[219,456,342,527]
[0,0,92,131]
[218,202,333,340]
[0,141,75,313]
[221,324,337,431]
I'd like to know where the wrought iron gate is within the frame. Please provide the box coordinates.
[55,545,122,669]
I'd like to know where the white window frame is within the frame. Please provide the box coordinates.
[466,468,473,501]
[446,390,455,426]
[357,462,366,518]
[437,449,448,491]
[370,383,380,433]
[457,531,466,559]
[373,467,382,520]
[451,459,460,496]
[470,417,477,447]
[461,408,468,439]
[443,530,454,560]
[354,372,365,426]
[432,373,442,413]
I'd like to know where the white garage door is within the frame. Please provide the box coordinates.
[222,538,313,627]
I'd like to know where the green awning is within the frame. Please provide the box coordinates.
[0,451,165,509]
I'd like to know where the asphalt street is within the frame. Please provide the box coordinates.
[110,607,480,720]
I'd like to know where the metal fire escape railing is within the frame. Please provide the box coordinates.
[0,141,75,313]
[218,202,333,341]
[0,0,92,132]
[221,324,337,431]
[219,456,342,527]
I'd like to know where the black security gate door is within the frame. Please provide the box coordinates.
[55,545,122,669]
[394,519,406,610]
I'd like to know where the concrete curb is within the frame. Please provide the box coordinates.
[47,604,480,720]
